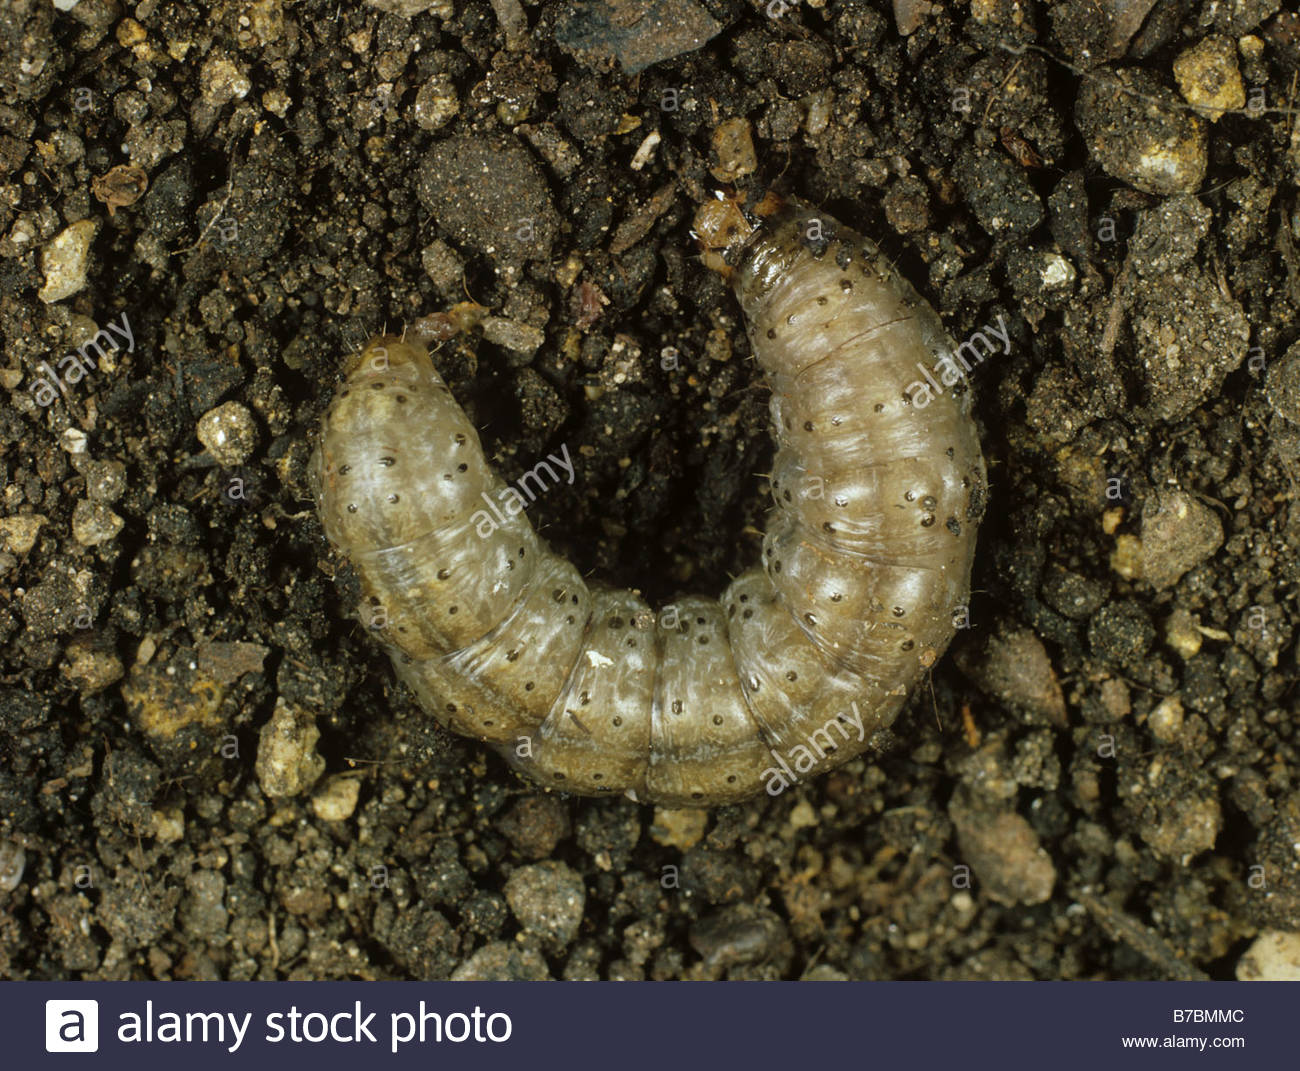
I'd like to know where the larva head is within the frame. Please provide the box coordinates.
[344,334,430,382]
[694,190,788,279]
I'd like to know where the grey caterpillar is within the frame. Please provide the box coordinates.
[311,196,987,807]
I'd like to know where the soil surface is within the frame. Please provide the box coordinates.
[2,0,1299,981]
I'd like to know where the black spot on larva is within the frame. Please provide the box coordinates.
[449,605,458,614]
[830,592,843,602]
[378,456,395,467]
[612,716,622,726]
[946,447,955,458]
[773,560,782,573]
[921,514,935,527]
[946,516,962,536]
[892,607,905,617]
[874,403,885,413]
[786,670,798,681]
[446,703,457,713]
[458,463,468,472]
[506,650,519,662]
[804,613,816,626]
[834,494,848,507]
[739,593,749,602]
[455,433,467,445]
[803,420,814,431]
[816,295,828,305]
[691,791,703,800]
[839,278,853,291]
[901,639,914,651]
[905,490,916,502]
[347,504,358,513]
[727,774,737,783]
[387,493,399,503]
[396,394,407,403]
[921,495,937,510]
[552,588,564,601]
[697,635,709,645]
[672,699,683,714]
[371,382,384,390]
[339,463,352,475]
[340,389,351,398]
[766,327,777,339]
[742,608,753,619]
[823,522,835,533]
[524,681,534,691]
[712,715,723,726]
[553,772,565,781]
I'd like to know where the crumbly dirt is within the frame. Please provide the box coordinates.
[1,0,1298,980]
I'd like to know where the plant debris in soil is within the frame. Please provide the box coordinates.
[1,0,1299,981]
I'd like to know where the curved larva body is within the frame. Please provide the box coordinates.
[311,201,986,807]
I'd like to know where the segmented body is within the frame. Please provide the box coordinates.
[311,201,986,806]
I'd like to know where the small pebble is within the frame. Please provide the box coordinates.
[1138,772,1221,863]
[1146,696,1184,743]
[1265,340,1300,423]
[255,698,325,798]
[197,401,259,466]
[710,118,758,182]
[554,0,721,74]
[0,514,46,555]
[1163,607,1203,659]
[38,219,98,303]
[949,790,1057,906]
[71,499,124,547]
[504,861,586,948]
[789,799,818,830]
[956,625,1067,727]
[1110,491,1223,590]
[311,775,362,821]
[1173,34,1245,122]
[0,841,25,893]
[1236,931,1300,981]
[61,638,125,695]
[480,316,545,356]
[200,52,251,107]
[496,796,570,859]
[1076,69,1207,195]
[649,806,710,850]
[77,457,127,504]
[151,806,185,845]
[413,74,460,131]
[420,239,465,294]
[451,942,551,981]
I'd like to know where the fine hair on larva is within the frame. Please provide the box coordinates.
[311,195,987,807]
